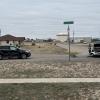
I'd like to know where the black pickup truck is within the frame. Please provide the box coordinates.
[89,42,100,56]
[0,45,31,60]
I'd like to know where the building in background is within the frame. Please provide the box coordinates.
[0,34,25,46]
[56,32,92,43]
[24,38,35,46]
[71,37,92,43]
[56,33,68,42]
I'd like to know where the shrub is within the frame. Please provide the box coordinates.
[32,42,35,46]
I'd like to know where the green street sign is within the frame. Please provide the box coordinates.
[64,21,74,24]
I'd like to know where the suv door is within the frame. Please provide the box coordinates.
[1,46,10,58]
[10,46,20,58]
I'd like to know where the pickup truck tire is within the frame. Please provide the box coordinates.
[91,53,94,57]
[21,54,27,59]
[0,54,3,60]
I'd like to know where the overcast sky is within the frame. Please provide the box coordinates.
[0,0,100,39]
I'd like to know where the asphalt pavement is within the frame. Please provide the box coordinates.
[30,53,100,62]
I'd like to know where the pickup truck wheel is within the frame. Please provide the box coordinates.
[0,55,3,60]
[91,53,94,57]
[21,54,27,59]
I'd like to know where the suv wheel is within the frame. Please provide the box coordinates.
[0,55,3,60]
[21,54,27,59]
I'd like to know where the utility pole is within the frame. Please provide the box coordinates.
[67,25,71,61]
[73,30,75,43]
[64,21,74,61]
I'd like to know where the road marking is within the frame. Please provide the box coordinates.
[0,78,100,83]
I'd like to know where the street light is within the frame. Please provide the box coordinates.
[64,21,74,61]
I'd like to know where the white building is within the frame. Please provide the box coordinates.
[56,32,92,43]
[56,33,68,42]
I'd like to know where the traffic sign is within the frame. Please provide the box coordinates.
[63,21,74,61]
[64,21,74,24]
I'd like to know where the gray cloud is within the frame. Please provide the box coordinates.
[0,0,100,38]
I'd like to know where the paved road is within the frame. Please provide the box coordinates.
[30,53,100,62]
[1,53,100,62]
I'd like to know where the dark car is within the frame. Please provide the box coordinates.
[0,45,31,60]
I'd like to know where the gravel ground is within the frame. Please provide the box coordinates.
[1,59,100,78]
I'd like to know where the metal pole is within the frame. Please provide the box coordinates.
[64,21,74,61]
[73,31,74,43]
[67,25,70,61]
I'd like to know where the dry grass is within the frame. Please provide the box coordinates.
[0,83,100,100]
[23,43,78,55]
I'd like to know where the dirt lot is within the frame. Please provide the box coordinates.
[23,43,78,55]
[1,60,100,78]
[0,83,100,100]
[57,43,88,55]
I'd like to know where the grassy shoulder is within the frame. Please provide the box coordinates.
[23,43,79,55]
[0,83,100,100]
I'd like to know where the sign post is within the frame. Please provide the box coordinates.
[64,21,74,61]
